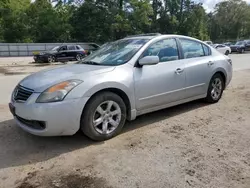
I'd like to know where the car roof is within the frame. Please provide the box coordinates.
[124,34,206,42]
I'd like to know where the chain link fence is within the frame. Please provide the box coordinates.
[0,43,91,57]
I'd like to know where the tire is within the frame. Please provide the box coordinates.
[204,73,225,103]
[47,55,56,63]
[239,48,245,54]
[81,92,127,141]
[75,54,82,61]
[225,50,229,55]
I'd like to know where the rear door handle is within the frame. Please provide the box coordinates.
[175,68,184,74]
[208,61,214,66]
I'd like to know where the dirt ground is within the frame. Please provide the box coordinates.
[0,59,75,75]
[0,57,250,188]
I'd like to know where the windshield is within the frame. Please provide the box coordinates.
[236,41,244,45]
[79,39,149,65]
[50,46,59,51]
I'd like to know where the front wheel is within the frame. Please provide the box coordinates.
[81,92,127,141]
[225,50,229,55]
[204,73,225,103]
[47,55,56,63]
[239,48,245,53]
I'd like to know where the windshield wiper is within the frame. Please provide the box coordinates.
[79,61,100,65]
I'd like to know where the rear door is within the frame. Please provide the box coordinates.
[67,45,77,59]
[178,38,214,98]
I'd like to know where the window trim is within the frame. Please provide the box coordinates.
[202,43,212,56]
[138,37,181,64]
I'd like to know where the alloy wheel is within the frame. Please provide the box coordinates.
[76,54,82,61]
[48,56,55,63]
[93,101,122,135]
[211,78,222,100]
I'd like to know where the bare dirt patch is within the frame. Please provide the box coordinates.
[0,69,250,188]
[0,58,75,75]
[15,171,111,188]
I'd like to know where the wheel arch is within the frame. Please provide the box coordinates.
[82,87,134,121]
[212,69,227,89]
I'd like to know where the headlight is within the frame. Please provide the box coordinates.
[36,80,82,103]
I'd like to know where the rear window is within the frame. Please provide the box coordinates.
[180,39,205,59]
[202,44,211,56]
[68,45,76,50]
[76,45,83,50]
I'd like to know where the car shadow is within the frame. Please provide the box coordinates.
[123,100,209,133]
[0,100,209,169]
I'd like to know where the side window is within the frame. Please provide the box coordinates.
[202,44,210,56]
[59,46,67,51]
[180,39,205,59]
[68,45,76,50]
[218,45,224,48]
[142,38,179,62]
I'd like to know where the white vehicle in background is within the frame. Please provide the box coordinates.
[204,41,213,46]
[213,44,231,55]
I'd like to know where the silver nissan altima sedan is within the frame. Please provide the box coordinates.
[9,34,232,141]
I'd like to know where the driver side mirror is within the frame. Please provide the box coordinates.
[139,56,159,66]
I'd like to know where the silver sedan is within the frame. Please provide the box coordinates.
[9,34,232,141]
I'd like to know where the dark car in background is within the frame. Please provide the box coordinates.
[245,40,250,50]
[33,43,100,63]
[230,41,247,53]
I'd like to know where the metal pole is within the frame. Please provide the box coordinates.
[8,44,10,57]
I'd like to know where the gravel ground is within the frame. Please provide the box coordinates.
[0,55,250,188]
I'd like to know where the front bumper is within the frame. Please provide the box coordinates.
[10,93,90,136]
[33,55,48,62]
[230,48,241,52]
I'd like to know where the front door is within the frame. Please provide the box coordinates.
[134,38,186,111]
[56,46,68,61]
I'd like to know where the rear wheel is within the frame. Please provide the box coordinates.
[81,92,127,141]
[204,73,225,103]
[76,54,82,61]
[225,50,229,55]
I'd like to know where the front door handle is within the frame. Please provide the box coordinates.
[175,68,184,74]
[208,61,214,66]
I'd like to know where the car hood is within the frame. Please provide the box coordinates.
[19,64,115,92]
[42,50,57,55]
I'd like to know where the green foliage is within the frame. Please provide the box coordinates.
[210,0,250,41]
[0,0,249,43]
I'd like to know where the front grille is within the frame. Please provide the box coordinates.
[16,115,46,130]
[14,85,33,102]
